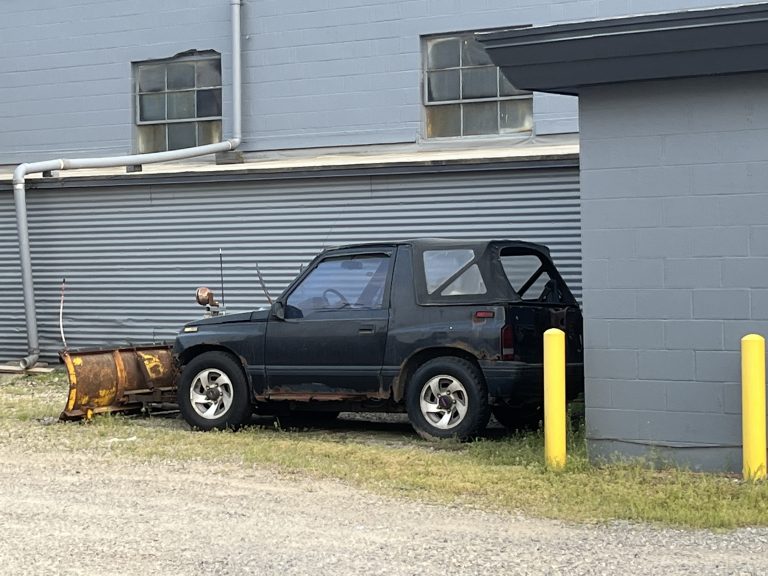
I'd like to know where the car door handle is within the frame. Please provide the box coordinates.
[358,325,375,334]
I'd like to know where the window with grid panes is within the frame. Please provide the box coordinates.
[424,34,533,138]
[135,52,222,153]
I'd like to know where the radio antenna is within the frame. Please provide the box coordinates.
[255,263,272,304]
[59,278,68,349]
[219,248,225,306]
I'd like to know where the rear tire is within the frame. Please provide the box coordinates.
[178,351,252,431]
[405,357,489,441]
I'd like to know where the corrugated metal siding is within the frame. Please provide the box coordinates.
[0,166,580,362]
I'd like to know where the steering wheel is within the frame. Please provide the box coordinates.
[322,288,349,306]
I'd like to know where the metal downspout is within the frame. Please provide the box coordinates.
[11,0,243,369]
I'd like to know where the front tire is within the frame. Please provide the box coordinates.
[405,357,489,441]
[178,351,252,430]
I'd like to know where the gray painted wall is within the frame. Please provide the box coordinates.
[1,0,749,164]
[580,73,768,472]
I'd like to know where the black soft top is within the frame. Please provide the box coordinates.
[327,238,552,258]
[319,238,571,306]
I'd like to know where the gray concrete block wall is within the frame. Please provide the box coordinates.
[0,0,743,163]
[580,73,768,472]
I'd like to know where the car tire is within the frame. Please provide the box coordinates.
[491,404,543,432]
[178,351,252,431]
[406,357,490,441]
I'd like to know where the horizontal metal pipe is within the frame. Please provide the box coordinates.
[13,141,237,184]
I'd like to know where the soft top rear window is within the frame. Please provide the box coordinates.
[501,253,547,296]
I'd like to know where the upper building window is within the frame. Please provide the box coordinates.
[135,52,222,153]
[424,34,533,139]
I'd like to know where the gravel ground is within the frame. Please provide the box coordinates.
[1,447,767,576]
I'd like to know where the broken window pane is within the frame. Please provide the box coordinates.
[135,54,222,152]
[461,37,492,67]
[499,71,530,97]
[462,66,498,99]
[427,37,460,70]
[423,33,534,140]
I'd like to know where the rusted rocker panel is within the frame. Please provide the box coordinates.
[60,344,176,420]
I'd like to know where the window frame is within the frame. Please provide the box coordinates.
[421,32,534,139]
[133,51,223,153]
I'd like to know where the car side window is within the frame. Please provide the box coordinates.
[423,249,486,296]
[285,255,390,318]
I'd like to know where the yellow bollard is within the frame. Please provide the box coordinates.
[544,328,566,471]
[742,334,767,481]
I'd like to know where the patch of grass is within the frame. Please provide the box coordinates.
[2,372,767,529]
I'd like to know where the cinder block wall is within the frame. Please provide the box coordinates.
[580,74,768,472]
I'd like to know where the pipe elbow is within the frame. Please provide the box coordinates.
[19,354,39,370]
[13,164,29,185]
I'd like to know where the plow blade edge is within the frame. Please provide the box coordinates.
[60,345,177,420]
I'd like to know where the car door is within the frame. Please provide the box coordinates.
[264,249,393,398]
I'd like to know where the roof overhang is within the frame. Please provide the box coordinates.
[477,3,768,95]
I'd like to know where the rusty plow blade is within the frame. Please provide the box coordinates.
[60,344,177,420]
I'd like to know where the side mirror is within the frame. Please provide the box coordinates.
[272,300,285,320]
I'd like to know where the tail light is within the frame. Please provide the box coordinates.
[501,325,515,360]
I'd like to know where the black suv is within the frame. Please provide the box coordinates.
[173,239,583,440]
